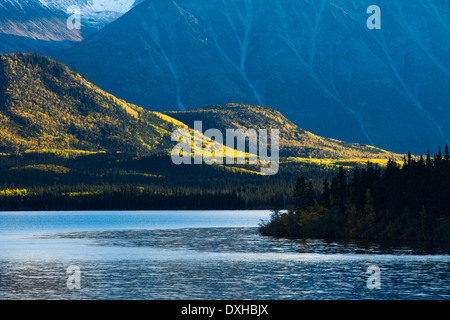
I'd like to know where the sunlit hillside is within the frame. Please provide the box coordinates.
[0,53,411,211]
[165,104,403,161]
[0,53,184,155]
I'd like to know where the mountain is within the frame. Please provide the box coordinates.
[0,0,144,57]
[0,52,409,210]
[165,104,400,160]
[60,0,450,154]
[0,52,401,163]
[0,52,184,154]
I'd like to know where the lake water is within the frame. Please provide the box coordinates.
[0,211,449,300]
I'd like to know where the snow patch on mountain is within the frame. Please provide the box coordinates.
[0,1,143,23]
[88,0,141,13]
[0,0,145,56]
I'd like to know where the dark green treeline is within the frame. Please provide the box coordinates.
[0,152,333,211]
[260,146,450,242]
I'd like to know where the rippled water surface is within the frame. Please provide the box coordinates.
[0,211,449,300]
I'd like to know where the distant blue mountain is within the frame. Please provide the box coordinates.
[59,0,450,154]
[0,0,144,57]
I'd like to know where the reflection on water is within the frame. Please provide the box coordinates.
[0,212,449,300]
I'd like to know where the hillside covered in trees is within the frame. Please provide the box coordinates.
[0,52,185,154]
[0,53,405,211]
[259,147,450,242]
[166,104,401,160]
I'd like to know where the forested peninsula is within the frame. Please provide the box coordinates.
[259,146,450,242]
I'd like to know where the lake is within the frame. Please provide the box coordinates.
[0,211,449,300]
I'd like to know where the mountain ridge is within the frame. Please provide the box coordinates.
[0,0,145,57]
[0,52,412,211]
[59,0,450,154]
[0,52,402,164]
[0,52,183,154]
[165,103,401,160]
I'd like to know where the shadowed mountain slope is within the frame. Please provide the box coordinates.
[60,0,450,154]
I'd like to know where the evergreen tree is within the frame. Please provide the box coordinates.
[321,178,331,209]
[435,146,442,165]
[426,150,432,167]
[306,181,315,207]
[292,176,308,210]
[333,166,347,213]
